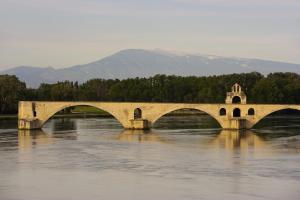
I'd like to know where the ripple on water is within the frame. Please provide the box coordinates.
[0,116,300,200]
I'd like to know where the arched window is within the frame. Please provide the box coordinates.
[219,108,226,116]
[248,108,255,115]
[233,108,241,117]
[134,108,142,119]
[232,96,241,104]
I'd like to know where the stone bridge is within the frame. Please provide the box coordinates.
[18,101,300,130]
[18,84,300,130]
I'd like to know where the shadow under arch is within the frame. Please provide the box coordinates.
[253,108,300,129]
[152,108,221,129]
[41,104,123,129]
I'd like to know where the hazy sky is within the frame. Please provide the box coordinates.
[1,0,300,69]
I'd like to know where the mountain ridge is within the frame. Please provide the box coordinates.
[2,49,300,88]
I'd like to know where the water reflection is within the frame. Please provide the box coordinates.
[50,118,77,131]
[0,117,299,200]
[115,129,269,154]
[16,122,299,158]
[211,130,267,151]
[18,129,54,152]
[116,129,168,143]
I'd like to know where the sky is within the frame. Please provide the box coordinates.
[0,0,300,69]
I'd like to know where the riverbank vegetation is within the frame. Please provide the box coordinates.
[0,72,299,114]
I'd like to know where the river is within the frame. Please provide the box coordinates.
[0,115,300,200]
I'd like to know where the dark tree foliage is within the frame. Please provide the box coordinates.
[0,72,299,114]
[251,73,300,103]
[0,75,26,113]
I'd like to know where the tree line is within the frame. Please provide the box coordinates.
[1,72,300,114]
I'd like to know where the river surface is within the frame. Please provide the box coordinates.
[0,115,300,200]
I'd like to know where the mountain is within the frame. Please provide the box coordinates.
[1,49,300,88]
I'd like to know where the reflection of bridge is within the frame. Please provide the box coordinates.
[18,129,269,153]
[18,83,300,130]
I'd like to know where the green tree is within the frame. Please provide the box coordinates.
[0,75,26,114]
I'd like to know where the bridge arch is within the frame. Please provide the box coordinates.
[151,107,223,128]
[39,103,126,128]
[250,107,300,129]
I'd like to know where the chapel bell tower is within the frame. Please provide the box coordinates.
[225,83,247,104]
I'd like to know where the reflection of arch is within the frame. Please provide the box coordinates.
[232,96,241,104]
[233,108,241,117]
[41,104,123,128]
[134,108,142,119]
[248,108,255,115]
[219,108,226,116]
[152,108,222,128]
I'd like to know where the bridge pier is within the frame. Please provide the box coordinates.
[18,118,41,130]
[129,119,150,130]
[224,118,247,130]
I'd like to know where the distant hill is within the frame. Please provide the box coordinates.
[1,49,300,88]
